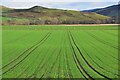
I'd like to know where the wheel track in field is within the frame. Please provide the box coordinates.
[82,48,120,77]
[31,33,63,78]
[68,31,93,80]
[87,40,120,71]
[69,31,112,80]
[86,32,118,49]
[27,47,52,78]
[89,40,120,72]
[28,44,53,76]
[74,31,119,75]
[82,36,119,70]
[17,45,49,78]
[71,30,120,76]
[77,31,119,62]
[2,32,51,75]
[1,32,51,70]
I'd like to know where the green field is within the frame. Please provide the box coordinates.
[2,25,119,79]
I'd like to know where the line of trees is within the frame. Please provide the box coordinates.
[2,17,119,25]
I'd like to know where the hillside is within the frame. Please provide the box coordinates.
[0,6,13,13]
[1,6,110,25]
[82,4,120,23]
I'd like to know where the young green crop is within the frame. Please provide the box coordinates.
[2,25,118,79]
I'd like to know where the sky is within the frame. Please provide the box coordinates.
[1,0,119,10]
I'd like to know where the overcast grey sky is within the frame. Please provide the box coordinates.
[1,0,119,10]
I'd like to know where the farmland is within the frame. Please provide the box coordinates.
[2,25,119,79]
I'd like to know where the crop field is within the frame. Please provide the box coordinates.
[1,25,119,79]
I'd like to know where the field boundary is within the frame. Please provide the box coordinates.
[50,24,119,26]
[2,24,119,26]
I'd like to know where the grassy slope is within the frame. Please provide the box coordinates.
[0,6,13,13]
[1,16,28,21]
[1,16,30,25]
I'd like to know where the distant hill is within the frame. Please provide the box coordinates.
[82,8,101,12]
[1,6,110,25]
[82,4,120,23]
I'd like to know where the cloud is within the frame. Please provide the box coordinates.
[1,2,72,9]
[2,0,78,2]
[2,0,119,2]
[1,2,118,10]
